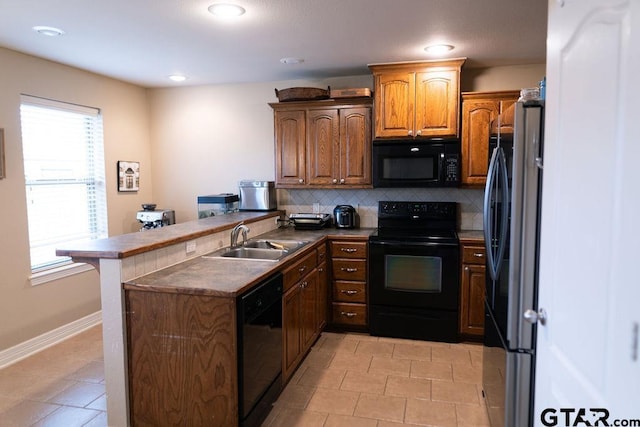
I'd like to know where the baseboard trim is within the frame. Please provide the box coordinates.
[0,311,102,369]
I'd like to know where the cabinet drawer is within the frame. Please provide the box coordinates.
[332,259,367,281]
[283,251,317,291]
[333,281,366,303]
[332,303,367,326]
[462,245,486,265]
[317,244,328,265]
[330,241,367,259]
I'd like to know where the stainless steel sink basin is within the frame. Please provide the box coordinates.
[242,239,308,251]
[202,239,310,261]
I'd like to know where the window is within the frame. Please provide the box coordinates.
[20,95,108,275]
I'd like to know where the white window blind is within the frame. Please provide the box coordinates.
[20,95,108,272]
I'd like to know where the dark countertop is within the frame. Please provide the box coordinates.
[55,211,282,260]
[124,226,374,298]
[458,230,484,242]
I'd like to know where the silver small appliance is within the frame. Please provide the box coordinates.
[136,205,176,231]
[239,180,277,211]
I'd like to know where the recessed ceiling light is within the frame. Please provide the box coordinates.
[424,44,454,54]
[208,3,246,17]
[169,75,187,82]
[280,57,304,65]
[33,26,65,37]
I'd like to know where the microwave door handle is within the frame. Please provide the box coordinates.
[438,153,445,182]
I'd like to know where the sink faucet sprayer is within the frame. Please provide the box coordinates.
[230,223,250,248]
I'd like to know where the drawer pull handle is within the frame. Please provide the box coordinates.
[298,265,307,274]
[340,289,359,295]
[300,281,308,288]
[341,267,358,273]
[341,248,357,253]
[340,311,357,318]
[473,253,484,258]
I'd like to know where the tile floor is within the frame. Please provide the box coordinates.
[0,325,106,427]
[266,332,489,427]
[0,326,489,426]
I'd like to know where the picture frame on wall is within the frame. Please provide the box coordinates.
[0,128,5,179]
[117,160,140,192]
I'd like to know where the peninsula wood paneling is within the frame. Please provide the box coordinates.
[126,290,238,427]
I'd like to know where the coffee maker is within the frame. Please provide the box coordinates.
[136,204,176,231]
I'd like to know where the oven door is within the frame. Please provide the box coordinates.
[369,239,459,310]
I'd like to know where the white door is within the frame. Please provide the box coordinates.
[535,0,640,425]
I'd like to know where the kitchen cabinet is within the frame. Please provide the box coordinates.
[282,245,328,382]
[271,99,372,189]
[329,238,368,329]
[459,239,487,339]
[126,290,238,427]
[369,59,465,139]
[461,91,519,186]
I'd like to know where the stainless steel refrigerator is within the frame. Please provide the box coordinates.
[482,99,544,426]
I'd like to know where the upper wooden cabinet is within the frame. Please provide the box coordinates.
[271,99,372,188]
[369,59,466,139]
[460,91,520,186]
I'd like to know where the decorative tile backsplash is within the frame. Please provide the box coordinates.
[277,188,485,230]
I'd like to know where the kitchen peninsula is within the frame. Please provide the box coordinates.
[56,211,372,426]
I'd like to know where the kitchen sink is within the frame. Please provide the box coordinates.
[202,239,310,262]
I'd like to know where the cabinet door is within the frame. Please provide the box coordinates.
[340,107,372,185]
[374,71,415,138]
[461,100,498,186]
[300,269,319,350]
[460,263,486,337]
[275,110,306,186]
[282,284,301,381]
[317,261,328,331]
[415,69,459,138]
[307,109,339,185]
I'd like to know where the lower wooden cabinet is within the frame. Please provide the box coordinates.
[282,243,328,383]
[459,240,487,339]
[329,239,368,329]
[126,290,238,427]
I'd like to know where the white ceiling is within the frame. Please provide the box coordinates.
[0,0,548,88]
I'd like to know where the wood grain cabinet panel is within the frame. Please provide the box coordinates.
[126,290,237,427]
[271,99,372,189]
[461,91,519,186]
[329,238,368,330]
[369,59,465,139]
[459,241,487,339]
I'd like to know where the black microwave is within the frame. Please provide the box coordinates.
[372,139,461,187]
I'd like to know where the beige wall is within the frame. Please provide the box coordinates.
[0,48,151,350]
[461,63,546,92]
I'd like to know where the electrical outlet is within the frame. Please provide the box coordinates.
[186,240,197,254]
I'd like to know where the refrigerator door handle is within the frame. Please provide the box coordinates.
[484,146,510,281]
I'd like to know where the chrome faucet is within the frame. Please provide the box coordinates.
[230,223,250,248]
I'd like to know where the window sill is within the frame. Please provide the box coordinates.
[30,263,95,286]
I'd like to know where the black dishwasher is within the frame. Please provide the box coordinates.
[237,272,283,427]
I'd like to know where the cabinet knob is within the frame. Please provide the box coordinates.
[464,266,469,271]
[408,130,413,136]
[416,130,422,136]
[332,178,338,183]
[298,178,304,184]
[298,265,307,274]
[300,281,308,289]
[340,178,345,184]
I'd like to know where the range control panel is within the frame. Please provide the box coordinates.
[378,201,457,220]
